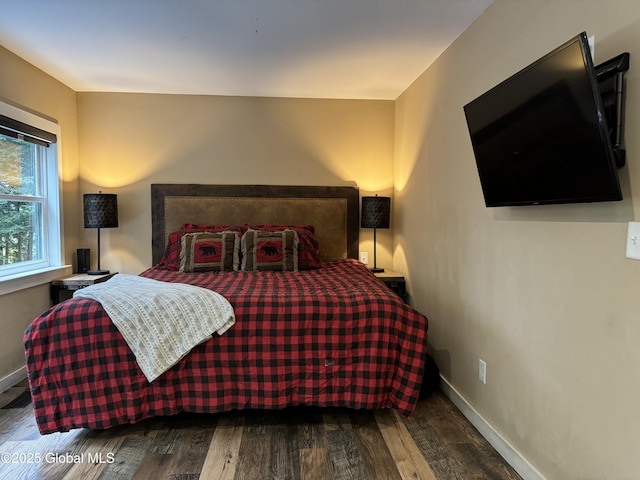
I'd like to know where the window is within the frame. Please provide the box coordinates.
[0,102,62,281]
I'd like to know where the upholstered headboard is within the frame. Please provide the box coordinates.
[151,184,360,265]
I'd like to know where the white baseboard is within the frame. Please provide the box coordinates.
[439,376,546,480]
[0,366,27,394]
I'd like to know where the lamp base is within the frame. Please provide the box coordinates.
[370,267,385,273]
[87,269,110,275]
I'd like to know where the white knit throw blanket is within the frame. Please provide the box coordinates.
[74,273,235,382]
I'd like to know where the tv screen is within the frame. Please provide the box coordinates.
[464,32,623,207]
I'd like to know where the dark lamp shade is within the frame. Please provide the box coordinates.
[84,194,118,228]
[361,196,390,229]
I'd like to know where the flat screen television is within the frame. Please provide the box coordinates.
[464,32,628,207]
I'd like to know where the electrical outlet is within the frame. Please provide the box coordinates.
[360,252,369,265]
[479,359,487,384]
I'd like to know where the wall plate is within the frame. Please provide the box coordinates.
[626,222,640,260]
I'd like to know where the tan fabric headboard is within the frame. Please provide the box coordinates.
[151,184,360,265]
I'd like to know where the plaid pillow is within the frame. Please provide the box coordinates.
[249,224,321,270]
[179,232,240,272]
[157,231,182,270]
[241,229,298,271]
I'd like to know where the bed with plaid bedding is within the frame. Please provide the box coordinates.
[24,259,428,434]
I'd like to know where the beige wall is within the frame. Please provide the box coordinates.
[0,46,79,380]
[76,93,395,274]
[395,1,640,478]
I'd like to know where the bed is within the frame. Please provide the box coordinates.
[24,184,429,434]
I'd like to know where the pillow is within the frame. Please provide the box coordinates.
[156,224,245,270]
[179,231,240,272]
[241,229,298,271]
[157,231,183,270]
[249,224,321,270]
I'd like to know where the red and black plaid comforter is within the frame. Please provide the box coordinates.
[24,260,428,434]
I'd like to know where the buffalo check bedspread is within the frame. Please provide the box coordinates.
[24,259,429,434]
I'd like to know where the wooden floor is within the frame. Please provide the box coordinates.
[0,380,521,480]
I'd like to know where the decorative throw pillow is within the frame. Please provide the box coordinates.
[241,229,298,271]
[157,224,245,271]
[180,232,240,272]
[249,224,321,270]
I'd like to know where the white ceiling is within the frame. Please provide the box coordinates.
[0,0,493,100]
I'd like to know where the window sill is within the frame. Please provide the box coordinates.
[0,265,72,296]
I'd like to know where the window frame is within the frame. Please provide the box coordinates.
[0,101,67,293]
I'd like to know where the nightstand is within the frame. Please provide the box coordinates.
[374,270,407,303]
[51,272,116,305]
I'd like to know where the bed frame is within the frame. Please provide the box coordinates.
[151,184,360,265]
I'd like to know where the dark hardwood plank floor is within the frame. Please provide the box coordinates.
[0,380,521,480]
